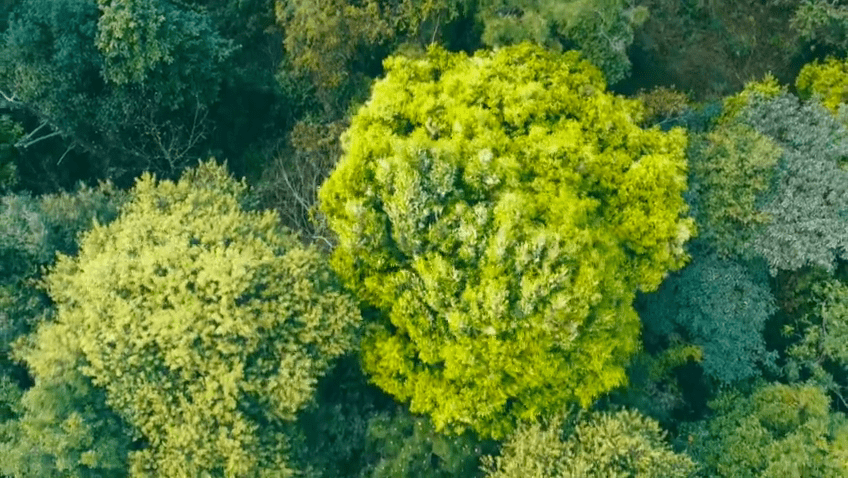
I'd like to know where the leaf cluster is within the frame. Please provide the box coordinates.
[476,0,648,84]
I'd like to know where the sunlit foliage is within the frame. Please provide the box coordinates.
[319,43,695,439]
[25,160,361,476]
[482,408,695,477]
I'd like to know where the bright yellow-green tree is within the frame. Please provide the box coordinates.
[24,160,361,477]
[796,56,848,114]
[318,43,695,439]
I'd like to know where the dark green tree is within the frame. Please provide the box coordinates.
[792,0,848,54]
[0,0,233,188]
[476,0,649,84]
[637,247,778,384]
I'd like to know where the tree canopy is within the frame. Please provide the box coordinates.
[13,160,361,477]
[319,42,695,439]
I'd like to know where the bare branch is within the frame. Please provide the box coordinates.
[56,142,76,166]
[0,89,17,103]
[17,130,62,149]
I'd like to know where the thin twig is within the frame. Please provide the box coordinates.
[56,142,75,165]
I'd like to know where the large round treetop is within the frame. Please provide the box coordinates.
[35,160,362,476]
[319,43,695,439]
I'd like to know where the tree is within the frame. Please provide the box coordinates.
[631,0,800,101]
[358,407,487,478]
[685,123,782,259]
[275,0,468,113]
[637,246,777,384]
[481,408,695,478]
[796,56,848,114]
[0,180,128,374]
[0,366,135,478]
[475,0,649,84]
[734,92,848,275]
[782,277,848,408]
[684,382,848,477]
[292,354,494,478]
[24,160,361,477]
[687,78,848,275]
[318,43,695,439]
[0,115,21,192]
[792,0,848,54]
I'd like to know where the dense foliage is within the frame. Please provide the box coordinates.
[5,2,848,476]
[481,408,695,477]
[638,248,777,384]
[12,161,361,476]
[319,43,695,439]
[685,383,848,477]
[475,0,649,84]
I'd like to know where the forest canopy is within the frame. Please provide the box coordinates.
[4,0,848,477]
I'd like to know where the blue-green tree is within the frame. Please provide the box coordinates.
[637,246,777,384]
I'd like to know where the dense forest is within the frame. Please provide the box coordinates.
[4,0,848,476]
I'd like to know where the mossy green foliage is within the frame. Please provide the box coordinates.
[796,56,848,114]
[476,0,648,84]
[685,383,848,477]
[319,43,695,439]
[686,123,782,258]
[26,160,361,477]
[783,278,848,402]
[636,86,691,128]
[481,408,695,477]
